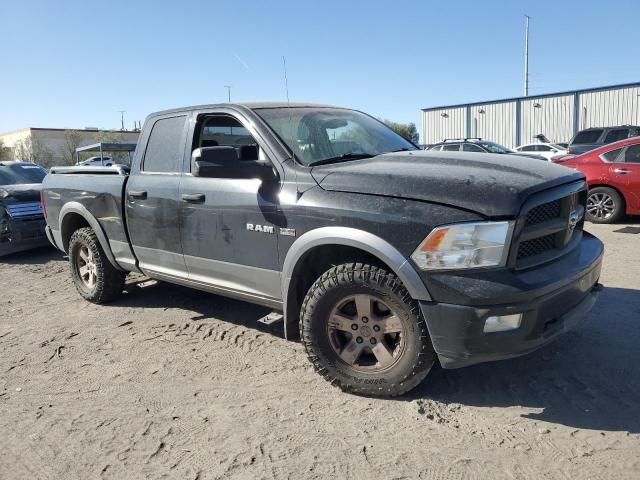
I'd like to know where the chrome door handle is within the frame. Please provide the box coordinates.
[613,168,631,174]
[128,190,147,199]
[181,193,206,203]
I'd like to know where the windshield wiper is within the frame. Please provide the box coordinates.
[308,153,376,167]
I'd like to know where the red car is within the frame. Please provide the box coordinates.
[552,137,640,223]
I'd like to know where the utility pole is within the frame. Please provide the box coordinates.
[523,15,530,97]
[118,110,126,130]
[224,85,232,103]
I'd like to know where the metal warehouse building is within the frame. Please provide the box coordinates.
[421,82,640,148]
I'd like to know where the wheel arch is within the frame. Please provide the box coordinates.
[59,202,124,271]
[281,227,431,339]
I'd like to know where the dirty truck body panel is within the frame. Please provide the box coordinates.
[42,102,603,373]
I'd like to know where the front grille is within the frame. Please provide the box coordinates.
[517,234,556,260]
[5,202,43,219]
[512,187,586,269]
[526,200,561,225]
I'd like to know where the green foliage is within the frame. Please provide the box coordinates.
[382,119,419,144]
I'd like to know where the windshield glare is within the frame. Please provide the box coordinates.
[0,163,46,186]
[480,142,513,154]
[256,107,416,166]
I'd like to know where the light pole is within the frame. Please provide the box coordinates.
[118,110,126,130]
[224,85,232,103]
[524,15,530,97]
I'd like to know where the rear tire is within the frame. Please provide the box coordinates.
[586,187,624,224]
[68,227,126,303]
[300,263,436,397]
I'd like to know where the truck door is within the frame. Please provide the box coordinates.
[179,111,282,303]
[126,114,189,276]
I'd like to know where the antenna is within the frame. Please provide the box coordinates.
[282,56,290,104]
[224,85,232,103]
[282,55,301,200]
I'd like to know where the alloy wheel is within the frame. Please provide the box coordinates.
[76,245,97,289]
[587,192,615,221]
[327,294,406,372]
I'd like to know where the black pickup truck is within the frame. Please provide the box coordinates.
[42,102,603,396]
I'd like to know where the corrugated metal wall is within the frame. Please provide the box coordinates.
[578,86,640,129]
[469,101,516,147]
[421,107,466,143]
[421,83,640,148]
[520,94,574,145]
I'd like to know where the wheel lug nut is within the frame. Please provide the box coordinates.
[362,317,369,323]
[351,324,358,331]
[356,337,363,344]
[370,338,377,344]
[373,325,380,332]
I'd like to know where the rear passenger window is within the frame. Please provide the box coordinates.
[463,144,483,152]
[442,144,460,151]
[601,148,623,162]
[520,145,535,152]
[604,129,630,143]
[143,116,187,172]
[573,129,603,144]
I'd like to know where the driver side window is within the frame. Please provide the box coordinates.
[193,115,261,167]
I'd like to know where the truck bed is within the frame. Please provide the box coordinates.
[42,169,135,270]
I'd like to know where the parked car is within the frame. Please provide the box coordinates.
[76,156,114,167]
[514,143,567,161]
[567,125,640,154]
[0,161,48,256]
[429,138,546,160]
[42,102,603,397]
[553,136,640,223]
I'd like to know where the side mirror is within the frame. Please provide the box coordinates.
[192,146,276,181]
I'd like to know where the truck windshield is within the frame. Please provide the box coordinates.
[0,163,46,186]
[256,107,417,166]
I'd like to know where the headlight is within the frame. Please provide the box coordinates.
[411,221,513,270]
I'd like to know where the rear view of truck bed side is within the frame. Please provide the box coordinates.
[43,167,138,274]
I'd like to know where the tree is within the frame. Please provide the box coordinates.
[13,136,53,167]
[0,139,12,161]
[382,119,419,144]
[60,130,84,165]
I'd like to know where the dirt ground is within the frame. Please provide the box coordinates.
[1,223,639,480]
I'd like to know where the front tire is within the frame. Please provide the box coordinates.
[586,186,624,224]
[300,263,436,397]
[68,227,126,303]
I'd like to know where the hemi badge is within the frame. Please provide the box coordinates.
[280,228,297,237]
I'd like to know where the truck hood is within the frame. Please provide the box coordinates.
[310,151,583,217]
[0,183,43,203]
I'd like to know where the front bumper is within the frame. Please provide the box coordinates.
[0,218,49,257]
[419,232,603,369]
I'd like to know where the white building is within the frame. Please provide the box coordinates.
[421,82,640,148]
[0,127,140,167]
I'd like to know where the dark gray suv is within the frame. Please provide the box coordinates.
[568,125,640,154]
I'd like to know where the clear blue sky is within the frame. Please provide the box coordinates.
[2,0,639,136]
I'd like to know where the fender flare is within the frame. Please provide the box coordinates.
[281,226,431,338]
[58,202,124,272]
